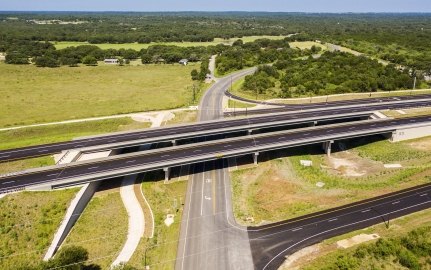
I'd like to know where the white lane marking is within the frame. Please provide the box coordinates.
[349,127,355,130]
[328,218,338,222]
[0,155,10,158]
[108,140,116,143]
[162,155,170,158]
[38,150,49,153]
[87,166,99,170]
[392,201,400,205]
[1,181,15,185]
[76,145,84,147]
[278,137,286,140]
[361,209,371,213]
[205,196,211,200]
[200,164,206,216]
[304,133,310,136]
[262,200,431,270]
[126,160,136,164]
[47,173,58,177]
[291,227,302,232]
[420,193,428,197]
[194,150,202,153]
[223,145,232,148]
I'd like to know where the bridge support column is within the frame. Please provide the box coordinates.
[171,140,177,146]
[323,140,334,156]
[163,167,170,183]
[248,129,253,135]
[253,152,259,165]
[309,121,318,127]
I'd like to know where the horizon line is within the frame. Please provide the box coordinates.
[1,10,431,14]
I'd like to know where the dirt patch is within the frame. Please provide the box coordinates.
[325,148,383,177]
[337,233,380,249]
[279,244,321,270]
[408,136,431,151]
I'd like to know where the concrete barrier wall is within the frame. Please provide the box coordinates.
[44,181,100,261]
[391,125,431,142]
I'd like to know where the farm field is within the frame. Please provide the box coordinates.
[52,35,287,50]
[231,135,431,225]
[0,62,197,127]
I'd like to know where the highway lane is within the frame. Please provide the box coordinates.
[2,115,431,194]
[226,90,431,109]
[3,96,431,162]
[176,68,255,269]
[248,183,431,269]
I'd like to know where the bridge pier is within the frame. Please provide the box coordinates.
[253,152,259,165]
[309,121,318,127]
[164,167,170,183]
[248,129,253,135]
[323,140,334,156]
[171,140,177,146]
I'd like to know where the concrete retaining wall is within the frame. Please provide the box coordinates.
[44,181,100,260]
[391,125,431,142]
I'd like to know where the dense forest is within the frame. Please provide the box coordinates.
[0,12,430,86]
[240,52,419,98]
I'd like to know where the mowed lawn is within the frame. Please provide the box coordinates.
[0,63,197,127]
[53,36,287,50]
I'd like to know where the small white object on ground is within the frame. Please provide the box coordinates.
[300,160,313,167]
[384,164,403,168]
[164,214,175,227]
[396,110,407,115]
[337,233,380,249]
[316,182,325,188]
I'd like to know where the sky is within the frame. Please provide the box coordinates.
[1,0,430,13]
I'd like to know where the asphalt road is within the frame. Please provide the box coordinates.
[2,115,430,196]
[248,183,431,269]
[226,92,431,116]
[175,68,255,270]
[3,93,431,163]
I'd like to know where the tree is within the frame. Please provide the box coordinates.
[141,54,152,64]
[82,56,97,66]
[5,53,29,65]
[191,69,199,80]
[35,56,60,68]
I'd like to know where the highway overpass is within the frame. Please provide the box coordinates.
[2,115,431,194]
[2,96,431,163]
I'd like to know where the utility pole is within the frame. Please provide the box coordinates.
[413,76,417,90]
[192,84,196,103]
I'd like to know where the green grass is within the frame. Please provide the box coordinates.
[0,156,55,175]
[231,136,431,225]
[228,99,256,109]
[52,36,287,50]
[62,191,128,269]
[128,174,188,270]
[0,62,198,127]
[0,117,151,151]
[0,189,78,269]
[289,41,327,51]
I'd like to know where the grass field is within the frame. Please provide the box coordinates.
[128,173,188,270]
[62,188,128,269]
[289,41,327,51]
[231,135,431,225]
[0,62,198,127]
[0,189,78,269]
[52,36,287,50]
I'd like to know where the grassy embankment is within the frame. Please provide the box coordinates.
[62,187,128,269]
[0,189,78,269]
[0,118,151,174]
[0,62,198,128]
[52,36,287,50]
[128,172,188,270]
[231,135,431,225]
